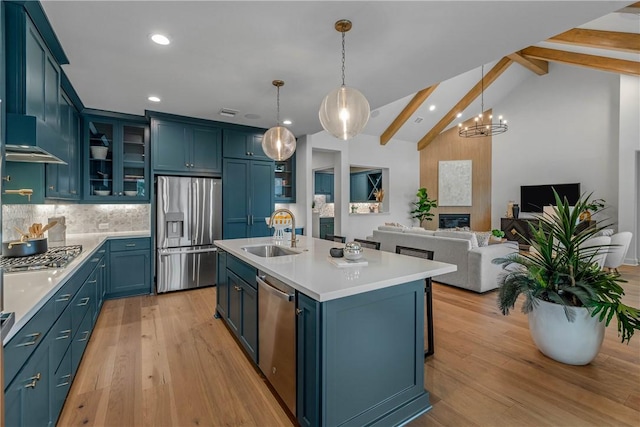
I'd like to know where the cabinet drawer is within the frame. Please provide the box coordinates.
[53,275,83,318]
[51,347,72,422]
[4,298,55,388]
[110,238,150,252]
[227,255,257,290]
[71,309,93,378]
[50,309,72,375]
[70,277,94,333]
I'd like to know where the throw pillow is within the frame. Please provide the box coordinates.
[475,232,491,247]
[434,230,479,248]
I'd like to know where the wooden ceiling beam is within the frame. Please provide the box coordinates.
[380,84,439,145]
[548,28,640,53]
[507,52,549,75]
[520,46,640,76]
[618,2,640,13]
[416,57,513,151]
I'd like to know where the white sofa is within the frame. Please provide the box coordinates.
[371,226,518,293]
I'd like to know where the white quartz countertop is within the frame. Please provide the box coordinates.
[214,236,457,302]
[3,231,150,345]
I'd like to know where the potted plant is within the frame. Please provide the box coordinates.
[491,229,505,241]
[410,187,437,227]
[579,198,605,222]
[493,191,639,365]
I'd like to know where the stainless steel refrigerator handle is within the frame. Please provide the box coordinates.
[256,275,294,302]
[159,248,218,256]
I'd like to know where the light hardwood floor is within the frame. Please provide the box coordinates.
[59,266,640,426]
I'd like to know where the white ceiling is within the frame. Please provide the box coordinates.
[40,1,636,142]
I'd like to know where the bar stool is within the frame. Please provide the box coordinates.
[325,234,346,243]
[395,245,434,359]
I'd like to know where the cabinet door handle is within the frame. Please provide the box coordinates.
[25,373,42,389]
[100,264,106,268]
[56,294,71,302]
[77,297,90,306]
[88,279,97,284]
[190,163,194,167]
[56,330,71,340]
[98,249,106,254]
[16,332,41,347]
[49,186,55,190]
[79,331,90,342]
[233,285,242,292]
[126,243,136,247]
[296,308,303,316]
[56,374,71,388]
[71,190,77,194]
[91,258,100,263]
[246,151,250,156]
[185,163,189,167]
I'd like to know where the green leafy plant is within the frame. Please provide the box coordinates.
[493,191,639,344]
[492,229,505,238]
[410,188,437,227]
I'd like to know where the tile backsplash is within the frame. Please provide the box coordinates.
[2,204,150,241]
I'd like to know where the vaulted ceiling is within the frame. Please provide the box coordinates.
[41,1,638,146]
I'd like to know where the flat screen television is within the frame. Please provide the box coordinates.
[520,183,581,213]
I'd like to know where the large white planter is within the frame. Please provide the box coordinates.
[528,298,605,365]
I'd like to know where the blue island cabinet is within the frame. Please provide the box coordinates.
[296,280,432,427]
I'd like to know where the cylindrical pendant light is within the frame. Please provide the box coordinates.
[319,19,370,141]
[263,80,296,161]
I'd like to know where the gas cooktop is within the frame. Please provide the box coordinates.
[0,245,83,273]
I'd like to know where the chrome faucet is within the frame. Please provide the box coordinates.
[269,208,297,248]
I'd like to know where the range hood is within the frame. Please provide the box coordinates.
[5,113,67,164]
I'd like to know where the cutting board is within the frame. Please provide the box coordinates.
[327,256,368,268]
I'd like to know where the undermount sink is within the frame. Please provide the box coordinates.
[242,244,300,258]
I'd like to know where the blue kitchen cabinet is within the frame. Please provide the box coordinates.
[151,117,222,176]
[107,238,151,299]
[350,171,368,202]
[275,155,295,203]
[2,162,46,204]
[216,250,229,319]
[4,334,52,427]
[83,114,149,201]
[224,256,258,363]
[222,158,274,239]
[222,128,269,160]
[296,292,321,427]
[319,217,334,240]
[46,92,81,200]
[314,172,333,202]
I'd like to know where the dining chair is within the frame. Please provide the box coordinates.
[325,234,346,243]
[353,238,381,250]
[395,245,435,359]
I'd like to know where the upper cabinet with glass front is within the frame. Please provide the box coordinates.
[83,114,150,202]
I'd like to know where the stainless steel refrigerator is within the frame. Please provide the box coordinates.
[156,176,222,293]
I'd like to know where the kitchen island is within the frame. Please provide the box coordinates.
[214,235,456,427]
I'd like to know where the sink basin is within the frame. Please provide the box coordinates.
[242,245,299,257]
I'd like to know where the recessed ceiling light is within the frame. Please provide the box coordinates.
[429,105,436,111]
[148,96,161,102]
[456,112,462,118]
[151,34,170,45]
[283,120,292,125]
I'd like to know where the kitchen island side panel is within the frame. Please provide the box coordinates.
[321,279,431,426]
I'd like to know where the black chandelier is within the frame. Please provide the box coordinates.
[458,65,508,138]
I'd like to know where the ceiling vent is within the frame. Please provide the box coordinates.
[219,108,239,118]
[414,116,424,124]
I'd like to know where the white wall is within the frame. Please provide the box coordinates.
[294,132,419,242]
[618,75,640,264]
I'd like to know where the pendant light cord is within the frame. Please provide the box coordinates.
[276,85,281,125]
[480,64,484,121]
[341,30,346,86]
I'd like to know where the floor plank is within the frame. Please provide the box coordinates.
[59,265,640,426]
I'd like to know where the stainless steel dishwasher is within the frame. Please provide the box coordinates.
[257,271,296,415]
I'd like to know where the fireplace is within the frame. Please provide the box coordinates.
[439,214,470,229]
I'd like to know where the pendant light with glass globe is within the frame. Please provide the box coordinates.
[319,19,370,140]
[262,80,296,161]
